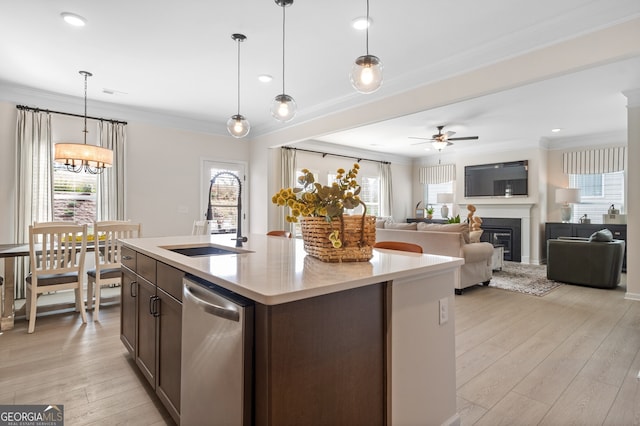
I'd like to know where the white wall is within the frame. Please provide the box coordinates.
[0,101,249,241]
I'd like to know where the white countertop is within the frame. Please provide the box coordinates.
[121,234,464,305]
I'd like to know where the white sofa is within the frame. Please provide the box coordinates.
[375,222,494,294]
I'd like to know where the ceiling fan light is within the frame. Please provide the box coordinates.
[350,54,383,93]
[227,114,250,138]
[271,94,297,122]
[432,140,449,150]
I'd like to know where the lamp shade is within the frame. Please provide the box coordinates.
[437,193,454,204]
[556,188,580,204]
[55,143,113,169]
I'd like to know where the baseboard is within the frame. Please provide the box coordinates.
[624,291,640,301]
[442,412,461,426]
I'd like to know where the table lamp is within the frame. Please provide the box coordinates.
[555,188,580,223]
[437,193,454,218]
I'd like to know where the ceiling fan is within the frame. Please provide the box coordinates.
[410,125,479,150]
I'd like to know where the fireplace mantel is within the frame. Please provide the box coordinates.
[457,203,533,263]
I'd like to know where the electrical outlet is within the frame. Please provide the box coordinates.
[439,297,448,325]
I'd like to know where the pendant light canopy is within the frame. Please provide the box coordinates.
[54,71,113,174]
[350,0,383,94]
[227,33,250,138]
[271,0,296,122]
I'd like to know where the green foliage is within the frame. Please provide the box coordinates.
[426,205,435,215]
[447,214,461,223]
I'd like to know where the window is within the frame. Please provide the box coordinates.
[569,171,624,223]
[53,164,96,225]
[202,161,247,234]
[424,181,454,219]
[327,172,380,216]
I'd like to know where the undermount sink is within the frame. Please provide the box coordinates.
[163,245,246,257]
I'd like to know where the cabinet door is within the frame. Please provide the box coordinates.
[156,288,182,423]
[136,277,157,387]
[120,268,137,355]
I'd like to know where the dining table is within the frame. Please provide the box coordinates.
[0,241,102,331]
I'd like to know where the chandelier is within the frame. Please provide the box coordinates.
[54,71,113,174]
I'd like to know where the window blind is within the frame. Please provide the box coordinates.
[562,146,626,174]
[419,164,456,184]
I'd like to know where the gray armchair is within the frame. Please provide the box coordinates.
[546,236,625,289]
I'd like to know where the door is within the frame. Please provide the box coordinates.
[201,160,247,234]
[156,288,182,423]
[136,276,157,387]
[120,268,137,355]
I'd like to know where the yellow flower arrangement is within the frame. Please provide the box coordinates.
[272,163,367,249]
[272,163,366,222]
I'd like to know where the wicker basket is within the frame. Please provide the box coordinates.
[300,214,376,262]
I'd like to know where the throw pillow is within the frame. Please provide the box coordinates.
[589,228,613,242]
[384,222,418,230]
[417,222,470,243]
[469,230,483,243]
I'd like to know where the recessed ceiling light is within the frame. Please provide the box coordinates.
[61,12,87,27]
[551,128,562,133]
[351,17,371,30]
[258,74,273,83]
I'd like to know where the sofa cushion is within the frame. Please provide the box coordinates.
[589,229,613,242]
[384,222,418,230]
[417,222,470,243]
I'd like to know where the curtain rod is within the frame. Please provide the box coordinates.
[16,104,128,125]
[283,146,390,165]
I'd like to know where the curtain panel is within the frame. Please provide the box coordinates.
[15,110,53,299]
[97,121,126,220]
[280,148,297,234]
[379,162,393,217]
[562,146,626,174]
[419,163,456,184]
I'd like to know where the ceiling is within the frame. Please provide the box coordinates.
[1,0,639,159]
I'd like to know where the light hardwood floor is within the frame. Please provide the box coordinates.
[1,279,639,425]
[456,275,640,426]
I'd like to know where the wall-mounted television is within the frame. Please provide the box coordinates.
[464,160,528,197]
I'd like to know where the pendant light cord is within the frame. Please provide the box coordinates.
[236,37,241,116]
[365,0,370,56]
[281,3,286,95]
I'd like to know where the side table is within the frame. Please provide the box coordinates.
[492,245,504,271]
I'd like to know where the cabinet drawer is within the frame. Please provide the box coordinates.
[121,246,137,272]
[157,262,185,302]
[138,253,157,283]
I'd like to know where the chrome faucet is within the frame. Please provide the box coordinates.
[206,171,247,247]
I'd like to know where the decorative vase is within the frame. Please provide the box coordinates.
[300,214,376,262]
[426,214,433,220]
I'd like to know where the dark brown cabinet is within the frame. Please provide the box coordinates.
[545,222,627,271]
[121,249,183,424]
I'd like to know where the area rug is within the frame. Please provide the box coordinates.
[488,261,563,297]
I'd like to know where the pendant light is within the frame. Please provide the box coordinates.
[270,0,296,122]
[350,0,383,93]
[227,33,250,138]
[54,71,113,174]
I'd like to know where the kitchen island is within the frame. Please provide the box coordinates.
[120,233,464,426]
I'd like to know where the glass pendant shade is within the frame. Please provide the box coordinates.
[227,114,250,138]
[350,54,383,94]
[270,94,297,122]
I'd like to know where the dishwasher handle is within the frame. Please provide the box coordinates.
[183,282,240,322]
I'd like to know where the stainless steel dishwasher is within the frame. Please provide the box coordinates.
[180,275,254,425]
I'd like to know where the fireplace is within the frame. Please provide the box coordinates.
[479,217,522,262]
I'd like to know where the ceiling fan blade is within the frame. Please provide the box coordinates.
[445,131,456,137]
[448,136,479,141]
[408,136,432,140]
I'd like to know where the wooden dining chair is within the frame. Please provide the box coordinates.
[266,230,292,238]
[192,220,213,235]
[26,222,88,333]
[87,221,142,321]
[373,241,423,253]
